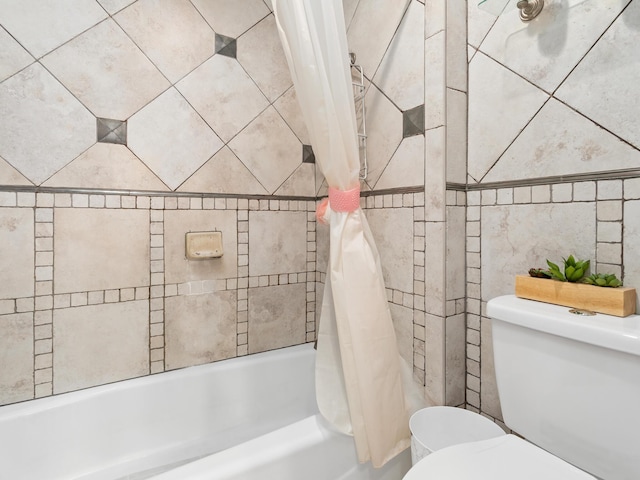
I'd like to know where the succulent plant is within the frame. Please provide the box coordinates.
[528,268,551,278]
[582,273,622,288]
[546,255,590,283]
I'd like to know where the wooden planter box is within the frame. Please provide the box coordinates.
[515,275,637,317]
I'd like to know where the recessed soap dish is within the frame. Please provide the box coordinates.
[185,231,223,259]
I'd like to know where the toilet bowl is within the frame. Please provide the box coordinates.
[403,434,596,479]
[409,406,505,465]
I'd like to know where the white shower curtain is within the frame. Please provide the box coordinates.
[272,0,410,467]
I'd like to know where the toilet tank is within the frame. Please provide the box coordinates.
[487,295,640,480]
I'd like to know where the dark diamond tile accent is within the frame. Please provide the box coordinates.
[402,104,425,138]
[302,144,315,164]
[97,118,127,145]
[215,33,237,59]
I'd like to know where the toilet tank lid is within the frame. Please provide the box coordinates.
[487,295,640,357]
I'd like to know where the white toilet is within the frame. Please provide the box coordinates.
[404,294,640,480]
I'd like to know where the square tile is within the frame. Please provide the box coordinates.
[41,19,170,120]
[115,0,215,83]
[0,208,34,300]
[165,291,237,369]
[0,0,107,58]
[54,208,150,293]
[53,301,149,393]
[128,88,224,190]
[177,55,269,143]
[0,63,95,185]
[366,208,414,292]
[481,203,596,302]
[228,107,301,193]
[0,313,34,405]
[249,211,307,276]
[248,284,306,353]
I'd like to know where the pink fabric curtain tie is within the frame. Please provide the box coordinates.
[329,185,360,212]
[316,186,360,225]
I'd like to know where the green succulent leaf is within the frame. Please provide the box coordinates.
[561,255,589,282]
[582,272,622,288]
[545,260,566,281]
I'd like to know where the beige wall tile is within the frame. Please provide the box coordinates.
[41,19,170,120]
[191,0,270,38]
[424,313,445,406]
[228,106,301,194]
[481,202,596,302]
[128,88,224,191]
[0,208,34,300]
[0,0,107,58]
[236,15,292,102]
[0,26,33,82]
[445,313,465,406]
[165,290,237,370]
[53,301,149,393]
[446,206,465,300]
[366,207,414,293]
[164,209,238,284]
[375,135,425,190]
[114,0,215,84]
[0,313,34,405]
[0,64,95,185]
[54,209,150,293]
[43,144,169,191]
[177,55,269,143]
[390,303,413,366]
[373,0,425,111]
[248,211,307,277]
[178,147,268,195]
[248,284,306,354]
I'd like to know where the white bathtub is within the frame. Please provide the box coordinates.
[0,343,410,480]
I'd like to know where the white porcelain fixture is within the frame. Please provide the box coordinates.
[404,294,640,480]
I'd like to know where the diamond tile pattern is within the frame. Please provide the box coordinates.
[44,143,169,191]
[128,88,224,190]
[177,55,269,142]
[0,63,95,185]
[114,0,215,83]
[191,0,270,38]
[0,0,107,58]
[470,0,640,184]
[237,15,293,102]
[41,19,170,120]
[373,0,424,111]
[555,0,640,150]
[229,106,301,193]
[0,0,422,193]
[0,26,33,82]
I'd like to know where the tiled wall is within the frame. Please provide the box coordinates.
[0,0,433,407]
[467,0,640,423]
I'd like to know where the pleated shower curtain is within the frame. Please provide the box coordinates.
[272,0,410,467]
